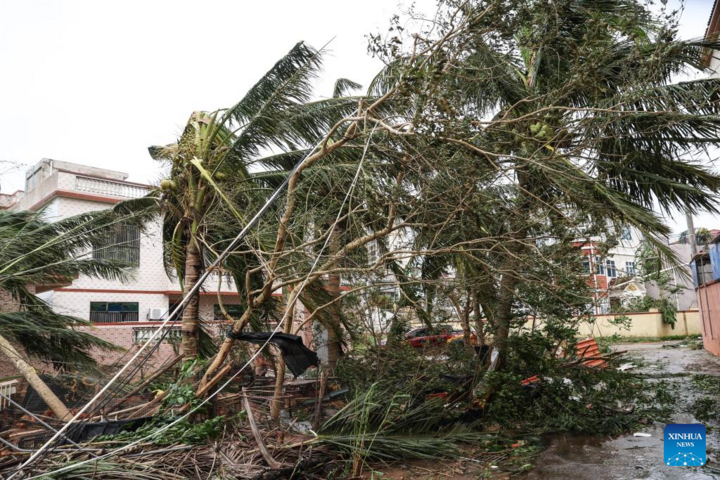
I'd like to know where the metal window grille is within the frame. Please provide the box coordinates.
[92,224,140,267]
[90,302,139,323]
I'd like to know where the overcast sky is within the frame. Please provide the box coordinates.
[0,0,716,233]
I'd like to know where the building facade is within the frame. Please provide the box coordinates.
[0,159,251,376]
[576,227,643,314]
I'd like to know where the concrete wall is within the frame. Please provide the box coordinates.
[580,310,701,338]
[410,310,702,340]
[522,310,703,339]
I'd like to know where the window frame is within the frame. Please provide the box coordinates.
[594,256,605,275]
[625,261,635,276]
[606,259,617,278]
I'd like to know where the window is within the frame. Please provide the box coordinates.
[582,256,591,273]
[168,302,183,321]
[90,302,139,323]
[606,260,617,278]
[625,261,636,276]
[599,298,611,314]
[594,256,605,275]
[620,227,632,241]
[92,224,140,268]
[133,326,181,345]
[213,304,243,320]
[696,255,713,286]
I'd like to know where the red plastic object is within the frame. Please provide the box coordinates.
[575,338,606,368]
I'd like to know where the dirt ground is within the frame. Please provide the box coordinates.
[369,340,720,480]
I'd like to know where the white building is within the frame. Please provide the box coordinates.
[1,159,246,348]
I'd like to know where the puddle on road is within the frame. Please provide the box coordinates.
[528,428,717,479]
[526,341,720,479]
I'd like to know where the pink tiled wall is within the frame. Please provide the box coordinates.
[76,324,179,378]
[698,283,720,357]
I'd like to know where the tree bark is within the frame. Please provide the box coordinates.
[181,240,202,361]
[492,169,531,369]
[460,299,474,353]
[472,292,485,347]
[270,296,295,420]
[493,272,517,369]
[449,290,474,354]
[0,333,71,421]
[326,225,343,372]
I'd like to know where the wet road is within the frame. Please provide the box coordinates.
[527,341,720,479]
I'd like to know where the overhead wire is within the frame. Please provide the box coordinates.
[21,120,375,480]
[10,110,363,478]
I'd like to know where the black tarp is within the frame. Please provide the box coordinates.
[21,374,94,413]
[65,416,153,443]
[227,331,319,377]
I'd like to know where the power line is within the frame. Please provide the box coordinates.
[22,121,374,480]
[11,113,361,478]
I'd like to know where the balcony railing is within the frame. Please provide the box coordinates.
[133,327,182,345]
[0,379,18,411]
[90,311,139,323]
[75,175,148,199]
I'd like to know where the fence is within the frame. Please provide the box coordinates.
[0,379,18,410]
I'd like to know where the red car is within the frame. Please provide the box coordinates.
[404,325,456,349]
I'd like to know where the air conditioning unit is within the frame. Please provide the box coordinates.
[148,308,165,320]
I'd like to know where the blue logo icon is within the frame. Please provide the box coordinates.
[664,424,706,466]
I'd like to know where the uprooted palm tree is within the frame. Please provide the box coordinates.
[0,209,148,419]
[369,0,720,367]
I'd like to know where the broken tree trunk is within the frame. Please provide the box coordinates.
[313,368,328,430]
[472,293,486,348]
[243,387,282,469]
[493,273,516,370]
[0,333,71,421]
